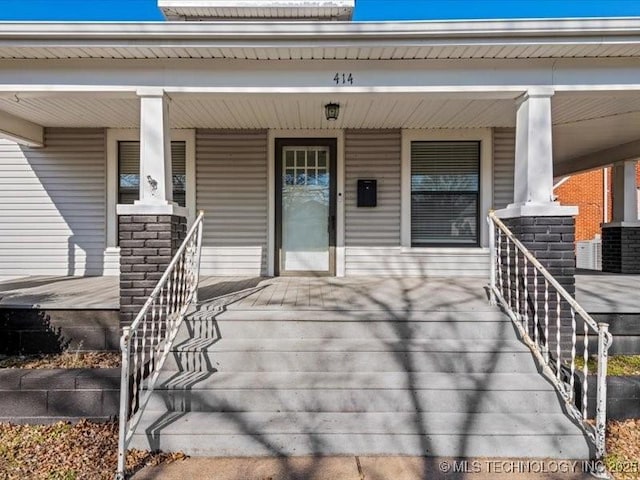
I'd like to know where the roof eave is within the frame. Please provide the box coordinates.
[1,18,640,41]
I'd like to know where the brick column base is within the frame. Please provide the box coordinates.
[602,226,640,274]
[500,216,576,361]
[118,214,187,328]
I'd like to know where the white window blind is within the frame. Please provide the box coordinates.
[118,141,186,207]
[411,141,480,246]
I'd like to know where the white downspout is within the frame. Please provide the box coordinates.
[603,167,609,224]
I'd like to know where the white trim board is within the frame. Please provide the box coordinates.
[400,128,493,249]
[267,129,345,277]
[106,128,196,249]
[2,18,640,41]
[6,57,640,94]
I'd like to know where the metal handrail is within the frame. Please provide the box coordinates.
[488,211,612,478]
[116,211,204,480]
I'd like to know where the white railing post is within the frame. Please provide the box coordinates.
[595,323,610,463]
[506,237,512,308]
[116,326,131,480]
[192,211,204,306]
[488,216,496,305]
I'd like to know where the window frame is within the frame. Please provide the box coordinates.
[116,140,187,207]
[400,129,493,250]
[410,140,481,248]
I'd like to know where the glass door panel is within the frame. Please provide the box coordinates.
[281,146,331,273]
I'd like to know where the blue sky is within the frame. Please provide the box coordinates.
[0,0,639,21]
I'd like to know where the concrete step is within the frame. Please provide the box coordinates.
[162,340,538,373]
[150,371,552,391]
[171,338,530,353]
[145,386,563,414]
[130,411,591,458]
[189,309,509,322]
[145,372,557,413]
[176,318,517,342]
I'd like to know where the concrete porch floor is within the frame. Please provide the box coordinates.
[0,272,638,313]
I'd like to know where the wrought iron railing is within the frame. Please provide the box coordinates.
[488,212,612,476]
[116,211,204,480]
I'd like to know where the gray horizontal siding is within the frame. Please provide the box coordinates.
[196,129,268,276]
[345,130,401,247]
[493,128,515,210]
[0,128,108,280]
[345,247,490,277]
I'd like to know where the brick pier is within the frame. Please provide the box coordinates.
[118,214,187,328]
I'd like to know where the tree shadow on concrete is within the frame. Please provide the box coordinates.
[136,267,591,480]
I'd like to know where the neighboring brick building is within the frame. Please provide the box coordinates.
[555,163,640,241]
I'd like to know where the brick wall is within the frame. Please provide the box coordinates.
[602,226,640,274]
[118,215,187,328]
[555,163,640,241]
[554,169,611,241]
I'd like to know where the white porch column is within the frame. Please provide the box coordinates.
[602,159,640,273]
[497,88,576,218]
[611,160,638,223]
[513,89,554,206]
[137,88,173,206]
[117,88,186,216]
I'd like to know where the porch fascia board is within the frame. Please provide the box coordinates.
[3,57,640,94]
[0,108,44,147]
[5,84,640,96]
[555,138,640,177]
[2,18,640,40]
[0,20,640,67]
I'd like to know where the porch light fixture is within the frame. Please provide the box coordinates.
[325,103,340,121]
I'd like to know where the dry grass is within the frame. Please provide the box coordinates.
[606,419,640,480]
[574,355,640,376]
[0,420,186,480]
[0,418,637,479]
[0,352,120,369]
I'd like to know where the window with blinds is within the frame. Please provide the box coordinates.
[118,141,186,207]
[411,141,480,246]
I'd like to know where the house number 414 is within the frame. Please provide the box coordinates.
[334,73,354,85]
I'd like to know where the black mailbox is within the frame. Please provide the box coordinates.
[357,179,377,207]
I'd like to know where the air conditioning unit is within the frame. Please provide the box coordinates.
[576,237,602,271]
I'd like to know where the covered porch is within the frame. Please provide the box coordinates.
[0,21,640,326]
[1,86,640,281]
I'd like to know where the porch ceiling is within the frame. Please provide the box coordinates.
[552,92,640,163]
[1,91,640,164]
[0,92,519,130]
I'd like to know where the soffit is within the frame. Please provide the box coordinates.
[1,43,640,60]
[2,19,640,59]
